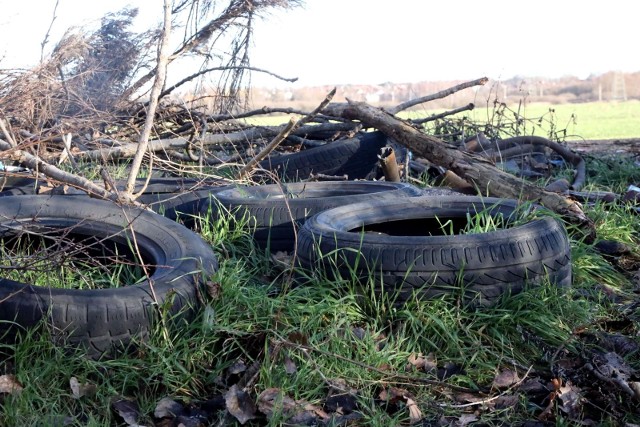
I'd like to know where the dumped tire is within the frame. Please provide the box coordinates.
[0,195,218,359]
[203,181,424,252]
[0,176,229,226]
[297,196,572,306]
[134,179,230,224]
[259,131,389,181]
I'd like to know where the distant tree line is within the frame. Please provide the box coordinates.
[244,71,640,111]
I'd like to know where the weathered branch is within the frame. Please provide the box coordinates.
[124,0,172,198]
[0,139,118,201]
[156,66,297,101]
[411,103,475,125]
[73,128,269,161]
[387,77,488,115]
[123,1,255,99]
[238,88,336,178]
[238,117,296,179]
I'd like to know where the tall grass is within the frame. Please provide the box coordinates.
[2,154,640,425]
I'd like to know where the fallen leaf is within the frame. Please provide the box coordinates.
[70,377,97,399]
[406,353,426,371]
[378,387,409,404]
[224,384,256,425]
[154,397,185,419]
[557,382,584,419]
[227,359,247,376]
[494,394,519,409]
[587,351,638,398]
[111,398,141,426]
[257,387,322,424]
[456,413,479,426]
[324,393,358,414]
[423,352,438,372]
[283,354,297,374]
[205,281,221,299]
[406,397,422,424]
[492,369,521,389]
[173,415,205,427]
[454,392,485,405]
[303,402,329,421]
[0,374,23,395]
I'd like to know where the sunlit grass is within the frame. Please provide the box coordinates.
[2,155,640,425]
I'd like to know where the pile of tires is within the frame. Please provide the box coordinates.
[0,195,218,359]
[296,196,572,306]
[0,151,574,358]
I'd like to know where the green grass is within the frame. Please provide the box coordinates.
[2,149,640,425]
[405,100,640,141]
[247,100,640,141]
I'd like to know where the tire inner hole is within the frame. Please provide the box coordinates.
[351,215,506,236]
[0,228,153,289]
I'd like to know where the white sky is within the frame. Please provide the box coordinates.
[1,0,638,88]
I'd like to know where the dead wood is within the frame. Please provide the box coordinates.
[155,66,297,102]
[73,128,269,161]
[123,0,172,199]
[239,117,297,179]
[410,103,475,125]
[0,138,123,203]
[378,147,401,182]
[323,100,594,236]
[238,88,336,178]
[387,77,488,115]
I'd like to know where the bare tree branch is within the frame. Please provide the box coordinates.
[123,0,172,198]
[156,65,297,102]
[387,77,488,115]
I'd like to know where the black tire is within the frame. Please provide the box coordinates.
[0,195,218,359]
[259,131,388,181]
[297,196,572,306]
[0,176,229,226]
[135,179,230,225]
[203,181,424,252]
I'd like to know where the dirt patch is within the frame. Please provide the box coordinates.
[567,138,640,154]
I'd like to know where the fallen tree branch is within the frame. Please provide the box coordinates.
[323,100,594,236]
[238,117,296,179]
[410,103,475,125]
[123,0,172,199]
[72,121,355,162]
[156,65,297,102]
[0,139,120,202]
[238,88,336,178]
[387,77,488,115]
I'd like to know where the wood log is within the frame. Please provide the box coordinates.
[323,100,594,236]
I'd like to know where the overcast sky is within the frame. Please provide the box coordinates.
[1,0,637,88]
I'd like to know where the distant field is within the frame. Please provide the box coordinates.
[246,100,640,140]
[405,100,640,140]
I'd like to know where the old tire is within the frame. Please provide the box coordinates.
[0,177,229,227]
[203,181,424,252]
[297,196,572,306]
[259,131,388,181]
[0,195,218,359]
